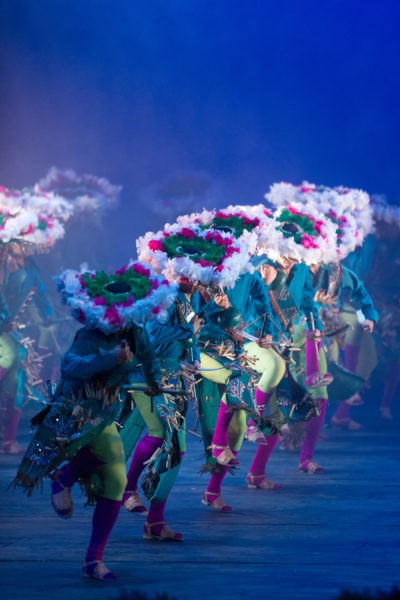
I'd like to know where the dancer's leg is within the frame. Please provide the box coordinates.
[211,399,238,466]
[144,498,183,541]
[299,398,327,474]
[83,423,128,580]
[246,434,282,489]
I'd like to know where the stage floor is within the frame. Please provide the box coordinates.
[1,398,399,600]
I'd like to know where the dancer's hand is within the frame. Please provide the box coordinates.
[182,360,201,373]
[306,329,322,341]
[115,340,133,363]
[226,327,245,344]
[191,314,204,334]
[362,319,374,333]
[257,334,272,348]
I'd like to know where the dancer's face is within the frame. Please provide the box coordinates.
[214,292,230,309]
[7,244,25,271]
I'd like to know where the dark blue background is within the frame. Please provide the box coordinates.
[1,0,400,267]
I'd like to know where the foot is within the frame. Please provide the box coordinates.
[51,476,73,519]
[331,416,363,430]
[201,490,232,512]
[245,473,283,490]
[345,392,363,406]
[299,460,324,474]
[305,372,333,389]
[1,441,25,455]
[210,444,239,467]
[143,521,183,542]
[279,424,304,451]
[245,424,268,444]
[123,490,148,515]
[82,560,116,580]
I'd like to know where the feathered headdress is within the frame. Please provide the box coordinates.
[37,167,121,218]
[372,195,400,228]
[268,204,338,265]
[176,203,280,257]
[56,261,178,333]
[265,181,374,260]
[137,222,251,289]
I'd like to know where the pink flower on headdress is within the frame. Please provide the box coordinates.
[115,265,128,275]
[121,296,134,307]
[132,263,151,278]
[93,296,106,306]
[180,227,196,239]
[77,308,86,323]
[225,246,239,257]
[148,239,164,252]
[301,234,319,249]
[205,230,219,243]
[299,184,316,193]
[104,305,123,327]
[198,259,214,267]
[314,220,325,236]
[151,305,161,314]
[22,224,35,235]
[288,206,302,216]
[215,211,232,219]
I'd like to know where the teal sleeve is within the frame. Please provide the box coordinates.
[301,269,324,331]
[342,267,379,322]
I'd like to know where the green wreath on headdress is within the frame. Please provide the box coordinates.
[276,208,319,244]
[161,233,227,265]
[210,214,259,238]
[81,267,153,305]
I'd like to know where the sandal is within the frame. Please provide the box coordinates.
[245,424,267,444]
[245,473,283,490]
[330,416,363,431]
[299,460,324,474]
[1,440,25,455]
[51,474,73,519]
[82,560,116,580]
[123,490,148,515]
[210,444,240,467]
[201,490,232,512]
[143,521,183,542]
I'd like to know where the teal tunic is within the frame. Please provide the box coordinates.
[13,325,156,493]
[314,263,379,323]
[226,271,274,337]
[265,263,324,336]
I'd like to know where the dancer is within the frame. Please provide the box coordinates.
[13,262,176,580]
[0,244,55,453]
[315,262,379,430]
[121,277,204,541]
[136,220,253,511]
[197,277,288,510]
[254,254,330,474]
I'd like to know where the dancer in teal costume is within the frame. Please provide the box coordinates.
[12,261,174,581]
[0,242,53,454]
[121,282,203,541]
[253,256,330,474]
[313,262,379,430]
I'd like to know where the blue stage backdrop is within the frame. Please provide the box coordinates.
[1,0,399,269]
